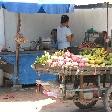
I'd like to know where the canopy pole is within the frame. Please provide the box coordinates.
[107,2,109,38]
[106,2,109,48]
[105,2,109,49]
[15,13,21,84]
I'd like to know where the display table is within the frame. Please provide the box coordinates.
[34,64,112,109]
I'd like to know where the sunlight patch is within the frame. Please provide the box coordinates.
[0,98,56,112]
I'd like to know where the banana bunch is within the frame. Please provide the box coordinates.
[92,48,107,57]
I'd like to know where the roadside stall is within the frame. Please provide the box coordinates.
[0,0,111,85]
[32,1,112,112]
[33,48,112,111]
[0,1,74,85]
[0,0,112,111]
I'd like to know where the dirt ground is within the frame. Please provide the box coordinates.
[0,86,106,112]
[0,86,75,111]
[0,86,47,101]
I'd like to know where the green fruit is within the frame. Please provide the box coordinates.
[109,58,112,62]
[109,53,112,56]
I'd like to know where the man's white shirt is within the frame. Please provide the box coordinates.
[57,26,72,49]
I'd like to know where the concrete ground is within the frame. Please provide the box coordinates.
[41,100,106,112]
[0,86,106,112]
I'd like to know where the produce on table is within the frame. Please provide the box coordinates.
[33,48,112,69]
[34,51,51,65]
[80,48,112,67]
[33,50,88,69]
[105,52,112,65]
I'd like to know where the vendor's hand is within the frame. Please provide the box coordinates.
[66,25,69,28]
[71,34,75,41]
[71,34,74,37]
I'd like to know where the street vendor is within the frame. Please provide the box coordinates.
[57,15,74,50]
[94,31,111,47]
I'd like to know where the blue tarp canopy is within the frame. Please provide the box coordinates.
[0,1,74,14]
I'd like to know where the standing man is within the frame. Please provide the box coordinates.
[57,15,74,50]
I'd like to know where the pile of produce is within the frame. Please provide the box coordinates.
[33,48,112,70]
[78,42,97,50]
[34,50,88,68]
[80,48,112,67]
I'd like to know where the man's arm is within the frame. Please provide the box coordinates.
[66,34,74,42]
[66,27,74,42]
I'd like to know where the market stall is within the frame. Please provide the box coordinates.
[33,48,112,111]
[0,1,74,85]
[0,0,112,111]
[0,0,111,85]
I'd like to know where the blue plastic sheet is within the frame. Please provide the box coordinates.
[0,2,2,8]
[3,2,42,13]
[0,2,73,14]
[0,52,58,84]
[43,4,70,14]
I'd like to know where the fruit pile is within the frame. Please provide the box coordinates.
[78,42,96,50]
[104,53,112,66]
[34,50,88,68]
[33,48,112,69]
[80,48,112,67]
[34,51,51,65]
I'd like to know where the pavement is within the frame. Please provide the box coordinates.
[0,86,106,112]
[40,100,106,112]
